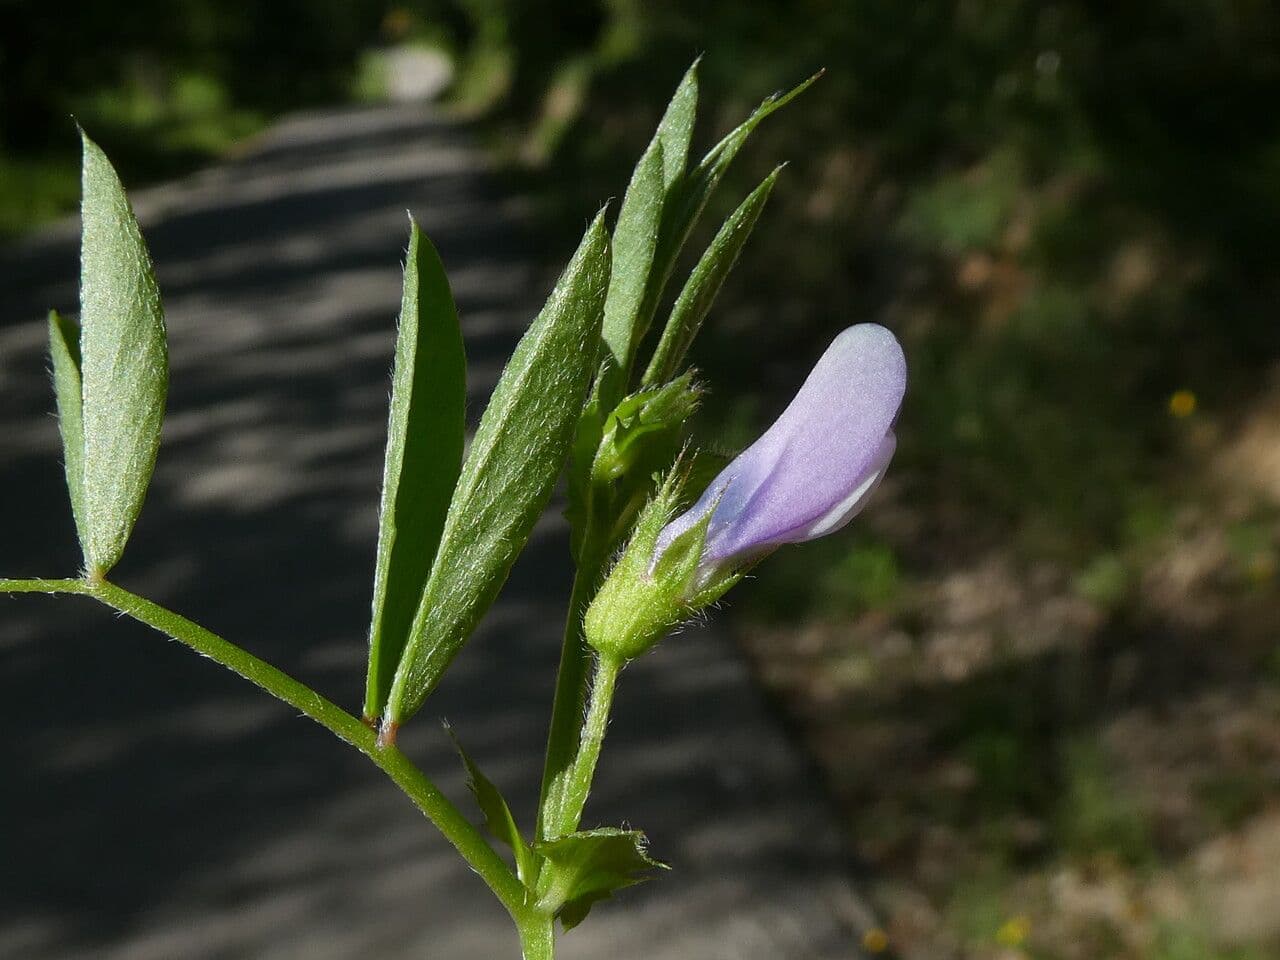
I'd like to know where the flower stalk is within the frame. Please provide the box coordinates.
[553,652,624,837]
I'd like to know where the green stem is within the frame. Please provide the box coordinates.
[536,513,610,841]
[0,577,90,594]
[516,914,556,960]
[0,576,529,921]
[555,653,622,835]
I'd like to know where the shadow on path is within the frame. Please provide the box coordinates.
[0,104,864,959]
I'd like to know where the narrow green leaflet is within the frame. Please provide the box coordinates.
[570,62,699,546]
[385,210,611,724]
[48,310,88,547]
[642,167,782,387]
[77,131,168,576]
[534,828,667,931]
[599,138,664,377]
[364,220,466,720]
[697,70,822,188]
[598,62,699,389]
[633,73,819,384]
[667,71,820,263]
[446,724,538,885]
[655,59,699,190]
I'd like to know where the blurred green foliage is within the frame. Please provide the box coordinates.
[2,1,385,150]
[0,3,451,235]
[1151,925,1272,960]
[0,2,366,235]
[0,0,614,236]
[1055,738,1154,866]
[743,534,902,621]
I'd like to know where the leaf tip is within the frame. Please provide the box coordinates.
[77,124,104,165]
[586,203,613,250]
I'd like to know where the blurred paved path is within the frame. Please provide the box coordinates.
[0,105,869,959]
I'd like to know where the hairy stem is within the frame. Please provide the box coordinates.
[537,511,610,841]
[0,576,529,920]
[555,652,622,836]
[0,577,90,594]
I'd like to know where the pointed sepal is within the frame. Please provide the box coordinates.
[534,827,667,931]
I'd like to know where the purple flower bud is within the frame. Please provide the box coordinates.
[655,323,906,582]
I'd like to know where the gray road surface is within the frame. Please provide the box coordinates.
[0,105,870,959]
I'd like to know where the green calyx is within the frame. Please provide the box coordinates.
[583,471,737,661]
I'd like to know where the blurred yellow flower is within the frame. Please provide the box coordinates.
[1169,389,1197,418]
[996,915,1031,947]
[862,927,889,953]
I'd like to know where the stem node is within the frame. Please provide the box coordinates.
[377,719,400,748]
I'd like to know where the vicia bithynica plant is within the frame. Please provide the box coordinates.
[1,63,905,959]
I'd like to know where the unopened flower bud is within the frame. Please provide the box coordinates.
[583,472,738,661]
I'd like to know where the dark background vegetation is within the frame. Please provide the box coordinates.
[4,2,1279,956]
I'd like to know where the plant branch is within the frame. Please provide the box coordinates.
[536,508,610,841]
[554,652,622,836]
[517,914,556,960]
[0,577,91,594]
[0,576,530,920]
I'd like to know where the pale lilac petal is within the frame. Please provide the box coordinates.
[654,323,905,576]
[784,432,895,543]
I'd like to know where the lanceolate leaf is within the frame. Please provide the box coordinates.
[598,58,699,386]
[599,138,664,377]
[78,130,168,575]
[48,310,88,547]
[697,71,821,191]
[447,724,538,884]
[655,58,699,192]
[634,73,819,383]
[385,210,611,724]
[643,167,782,386]
[364,220,466,720]
[534,828,667,930]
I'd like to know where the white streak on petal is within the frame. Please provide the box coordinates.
[785,432,895,542]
